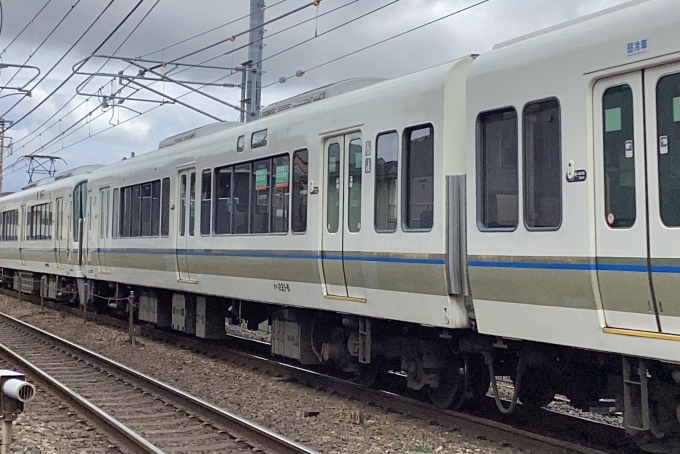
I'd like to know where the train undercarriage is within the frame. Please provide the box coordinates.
[3,268,680,453]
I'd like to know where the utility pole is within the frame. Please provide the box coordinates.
[0,120,6,193]
[245,0,265,122]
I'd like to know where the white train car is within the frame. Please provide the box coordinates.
[2,0,680,451]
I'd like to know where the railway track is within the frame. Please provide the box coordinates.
[2,290,640,454]
[0,310,318,454]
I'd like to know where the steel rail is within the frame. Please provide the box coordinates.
[1,289,632,454]
[0,311,319,454]
[0,336,164,453]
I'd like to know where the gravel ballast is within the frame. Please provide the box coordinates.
[0,360,121,453]
[0,295,528,454]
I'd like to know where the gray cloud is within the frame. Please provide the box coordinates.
[0,0,629,191]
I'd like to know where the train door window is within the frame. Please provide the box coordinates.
[189,172,196,237]
[179,174,187,237]
[348,139,362,232]
[200,169,211,236]
[151,180,160,236]
[272,154,290,233]
[375,132,398,232]
[403,124,434,230]
[603,85,636,228]
[292,149,308,233]
[100,189,109,239]
[141,183,152,237]
[131,185,142,237]
[214,166,233,234]
[56,199,62,241]
[73,182,87,241]
[233,163,251,234]
[477,108,519,230]
[656,73,680,226]
[121,187,131,237]
[251,158,271,234]
[327,142,341,233]
[237,135,245,152]
[112,189,119,239]
[523,98,562,230]
[161,177,170,237]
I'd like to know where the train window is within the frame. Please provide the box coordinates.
[56,198,63,241]
[27,203,52,240]
[602,85,636,229]
[189,172,196,237]
[272,154,290,233]
[251,159,271,234]
[292,149,309,233]
[121,186,131,237]
[179,174,187,236]
[233,163,251,234]
[141,183,152,237]
[161,178,170,237]
[348,139,362,233]
[100,189,109,240]
[327,142,341,233]
[657,73,680,226]
[151,181,160,236]
[523,99,562,230]
[1,210,17,241]
[200,169,211,236]
[214,166,233,234]
[251,129,268,149]
[72,182,87,241]
[403,124,434,230]
[112,189,119,239]
[237,135,245,152]
[477,108,518,230]
[131,185,142,237]
[375,132,398,232]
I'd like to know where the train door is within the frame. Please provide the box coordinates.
[72,181,88,270]
[55,197,64,269]
[98,187,110,273]
[175,169,196,282]
[19,205,25,266]
[321,133,365,299]
[643,63,680,335]
[593,73,658,332]
[67,195,73,265]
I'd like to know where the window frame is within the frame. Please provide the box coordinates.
[401,123,435,232]
[291,148,309,235]
[237,135,245,152]
[374,130,399,233]
[476,106,520,232]
[251,129,268,149]
[200,168,212,236]
[522,97,563,232]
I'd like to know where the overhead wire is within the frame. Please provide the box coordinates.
[0,0,83,95]
[5,0,492,178]
[11,0,162,156]
[265,0,491,88]
[3,0,149,132]
[0,0,53,56]
[1,0,117,119]
[10,0,285,154]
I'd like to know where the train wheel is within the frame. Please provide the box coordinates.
[428,355,466,409]
[518,366,555,413]
[359,357,388,389]
[463,354,491,405]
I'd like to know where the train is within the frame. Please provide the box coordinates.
[1,0,679,451]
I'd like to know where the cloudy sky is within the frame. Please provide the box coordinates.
[0,0,628,191]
